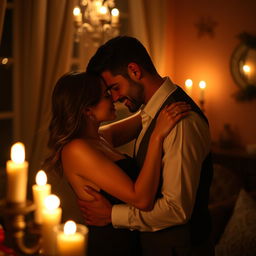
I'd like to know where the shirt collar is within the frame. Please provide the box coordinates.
[142,77,177,119]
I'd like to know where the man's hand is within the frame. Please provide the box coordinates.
[77,186,112,226]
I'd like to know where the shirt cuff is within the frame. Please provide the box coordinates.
[111,204,130,229]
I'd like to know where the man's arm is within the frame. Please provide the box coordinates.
[77,186,112,226]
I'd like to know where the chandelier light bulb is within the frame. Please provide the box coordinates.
[111,8,119,17]
[99,6,108,15]
[73,6,81,16]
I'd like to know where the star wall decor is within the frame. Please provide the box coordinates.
[195,16,218,38]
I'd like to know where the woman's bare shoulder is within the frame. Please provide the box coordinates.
[62,138,96,158]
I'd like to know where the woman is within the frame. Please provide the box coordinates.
[45,71,190,255]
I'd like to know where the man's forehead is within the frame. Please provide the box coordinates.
[101,71,119,88]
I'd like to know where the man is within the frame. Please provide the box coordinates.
[79,36,214,255]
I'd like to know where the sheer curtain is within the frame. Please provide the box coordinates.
[128,0,172,76]
[0,0,6,43]
[13,0,76,176]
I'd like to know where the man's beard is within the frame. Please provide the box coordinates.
[124,79,144,113]
[124,97,142,113]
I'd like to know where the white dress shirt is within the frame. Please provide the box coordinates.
[112,77,211,232]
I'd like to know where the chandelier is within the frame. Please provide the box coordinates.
[73,0,120,45]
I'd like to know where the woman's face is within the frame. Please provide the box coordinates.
[89,83,116,123]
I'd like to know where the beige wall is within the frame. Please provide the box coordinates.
[163,0,256,146]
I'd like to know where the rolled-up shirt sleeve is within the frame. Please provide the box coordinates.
[112,112,211,232]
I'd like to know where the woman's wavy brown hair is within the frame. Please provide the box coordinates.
[44,72,102,176]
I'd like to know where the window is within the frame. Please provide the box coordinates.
[0,0,14,167]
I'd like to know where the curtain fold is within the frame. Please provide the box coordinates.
[13,0,76,176]
[0,0,6,44]
[128,0,170,76]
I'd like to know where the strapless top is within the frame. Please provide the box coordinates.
[100,155,139,205]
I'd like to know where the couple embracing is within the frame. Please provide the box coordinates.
[45,36,214,256]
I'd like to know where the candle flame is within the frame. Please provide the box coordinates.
[36,170,47,186]
[73,6,81,16]
[111,8,119,17]
[11,142,25,164]
[199,80,206,89]
[185,79,193,88]
[64,220,77,235]
[44,194,60,211]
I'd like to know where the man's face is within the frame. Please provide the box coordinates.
[101,70,145,113]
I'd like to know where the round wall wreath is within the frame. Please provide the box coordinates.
[230,32,256,101]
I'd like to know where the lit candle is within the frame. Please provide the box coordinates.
[111,8,119,24]
[185,79,193,96]
[199,80,206,102]
[57,220,88,256]
[6,142,28,203]
[42,194,62,256]
[32,170,51,224]
[73,6,82,23]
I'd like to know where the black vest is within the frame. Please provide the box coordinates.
[135,86,213,245]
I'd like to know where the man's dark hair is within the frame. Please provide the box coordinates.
[86,36,157,76]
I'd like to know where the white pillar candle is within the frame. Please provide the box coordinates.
[57,220,88,256]
[42,194,62,256]
[185,79,193,96]
[199,80,206,102]
[32,170,51,224]
[6,142,28,203]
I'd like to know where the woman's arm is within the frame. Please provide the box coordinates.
[63,102,190,211]
[99,111,142,147]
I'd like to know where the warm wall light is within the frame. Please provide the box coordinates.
[243,64,251,73]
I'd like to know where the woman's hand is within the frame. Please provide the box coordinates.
[153,102,191,140]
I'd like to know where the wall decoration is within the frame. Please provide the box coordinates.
[195,16,218,38]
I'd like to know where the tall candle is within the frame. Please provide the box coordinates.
[185,79,193,96]
[6,142,28,203]
[57,220,88,256]
[32,170,51,224]
[42,194,62,256]
[199,80,206,102]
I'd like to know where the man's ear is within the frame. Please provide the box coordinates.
[127,63,142,80]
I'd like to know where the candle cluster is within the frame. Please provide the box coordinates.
[5,142,88,255]
[184,79,207,110]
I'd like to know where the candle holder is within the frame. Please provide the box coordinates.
[0,199,42,255]
[199,99,205,113]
